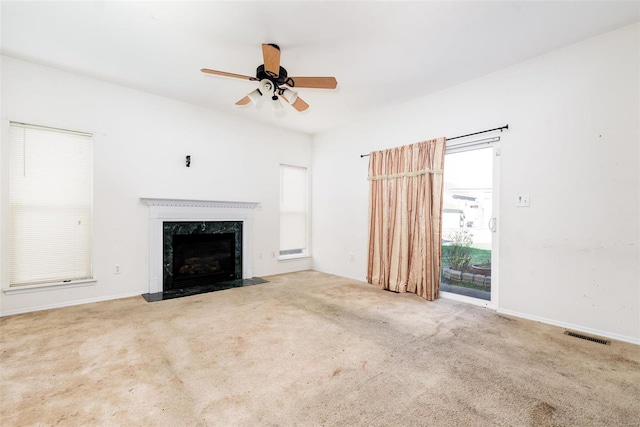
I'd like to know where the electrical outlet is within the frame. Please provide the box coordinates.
[258,252,263,259]
[350,253,355,262]
[114,264,121,274]
[516,195,530,207]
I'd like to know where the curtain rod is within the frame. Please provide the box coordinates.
[359,124,509,158]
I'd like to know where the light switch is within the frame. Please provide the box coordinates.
[516,195,530,207]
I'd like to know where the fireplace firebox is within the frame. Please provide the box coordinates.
[170,233,235,289]
[163,221,243,291]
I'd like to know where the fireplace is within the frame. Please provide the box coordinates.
[141,198,258,295]
[163,221,242,290]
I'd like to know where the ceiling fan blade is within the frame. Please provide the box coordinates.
[262,44,281,77]
[288,77,337,89]
[201,68,257,81]
[291,96,310,112]
[235,96,251,106]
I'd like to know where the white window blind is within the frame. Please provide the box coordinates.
[279,165,308,258]
[9,122,93,286]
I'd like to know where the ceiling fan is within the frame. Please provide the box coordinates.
[201,43,338,113]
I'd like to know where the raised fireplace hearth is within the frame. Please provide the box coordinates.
[141,198,259,295]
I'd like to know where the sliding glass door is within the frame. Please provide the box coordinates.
[441,140,499,306]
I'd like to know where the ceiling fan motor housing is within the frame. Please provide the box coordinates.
[256,64,289,87]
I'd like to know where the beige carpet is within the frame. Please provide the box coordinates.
[1,270,639,426]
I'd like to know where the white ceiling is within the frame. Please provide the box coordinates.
[2,1,639,135]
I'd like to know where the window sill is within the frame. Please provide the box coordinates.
[278,255,311,262]
[3,279,97,295]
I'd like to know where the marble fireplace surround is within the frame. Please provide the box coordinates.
[141,198,259,294]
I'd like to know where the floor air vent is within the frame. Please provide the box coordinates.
[564,330,611,345]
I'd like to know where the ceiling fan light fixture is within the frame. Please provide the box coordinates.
[258,79,275,96]
[271,96,285,116]
[280,88,298,105]
[247,88,262,105]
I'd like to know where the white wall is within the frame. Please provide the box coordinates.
[0,56,312,315]
[311,24,639,343]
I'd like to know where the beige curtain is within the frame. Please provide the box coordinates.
[367,138,446,301]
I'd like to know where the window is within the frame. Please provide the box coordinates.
[279,164,309,259]
[8,122,93,286]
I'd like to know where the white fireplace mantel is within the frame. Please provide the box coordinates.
[141,198,259,294]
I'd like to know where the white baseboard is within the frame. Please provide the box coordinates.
[497,307,640,346]
[0,291,145,317]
